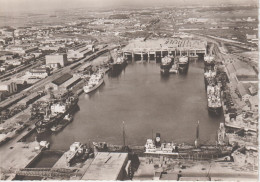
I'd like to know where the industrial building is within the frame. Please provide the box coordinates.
[81,152,130,180]
[26,67,50,79]
[45,54,68,68]
[0,81,17,95]
[122,38,207,62]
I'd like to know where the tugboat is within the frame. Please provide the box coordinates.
[51,114,73,132]
[169,62,179,74]
[83,72,104,94]
[178,56,189,73]
[207,85,222,115]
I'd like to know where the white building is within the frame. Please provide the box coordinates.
[67,46,91,60]
[45,54,68,68]
[51,103,66,114]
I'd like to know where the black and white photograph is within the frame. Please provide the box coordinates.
[0,0,258,180]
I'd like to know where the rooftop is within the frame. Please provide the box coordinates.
[81,152,128,180]
[123,38,207,52]
[52,73,73,86]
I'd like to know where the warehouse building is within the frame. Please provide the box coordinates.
[45,73,81,91]
[81,152,130,180]
[67,46,92,60]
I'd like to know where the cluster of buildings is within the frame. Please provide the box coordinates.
[0,23,96,100]
[218,57,258,170]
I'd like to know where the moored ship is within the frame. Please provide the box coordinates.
[178,56,189,73]
[160,56,173,75]
[35,95,78,133]
[111,50,127,71]
[83,72,104,94]
[207,85,222,115]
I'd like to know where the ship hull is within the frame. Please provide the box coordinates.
[51,119,71,133]
[204,61,215,67]
[111,61,127,71]
[208,106,222,115]
[160,68,169,75]
[178,63,189,73]
[160,63,172,70]
[83,78,104,94]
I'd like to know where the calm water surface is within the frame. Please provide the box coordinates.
[34,60,223,151]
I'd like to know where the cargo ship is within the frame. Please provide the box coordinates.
[160,56,173,74]
[144,131,232,159]
[204,55,215,66]
[204,69,217,86]
[207,85,222,115]
[178,56,189,73]
[83,72,104,94]
[35,96,78,133]
[111,50,127,71]
[51,114,73,132]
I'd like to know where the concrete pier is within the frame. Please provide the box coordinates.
[123,38,207,62]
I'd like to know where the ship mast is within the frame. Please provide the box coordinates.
[122,121,126,147]
[195,120,200,148]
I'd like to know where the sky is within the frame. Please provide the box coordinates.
[0,0,258,14]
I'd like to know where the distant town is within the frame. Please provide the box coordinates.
[0,3,258,181]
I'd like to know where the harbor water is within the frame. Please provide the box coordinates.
[33,60,223,151]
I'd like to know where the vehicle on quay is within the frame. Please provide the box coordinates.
[207,85,222,115]
[35,95,78,133]
[83,72,104,94]
[177,56,189,73]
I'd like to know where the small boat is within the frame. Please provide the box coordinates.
[51,114,73,132]
[169,63,179,74]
